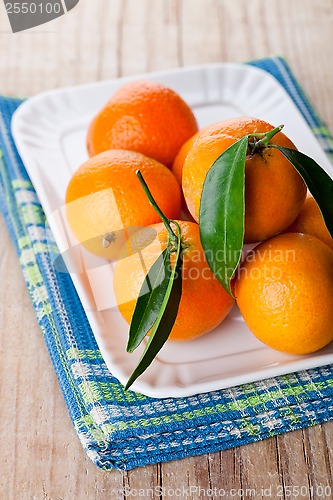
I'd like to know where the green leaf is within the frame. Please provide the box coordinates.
[127,247,171,353]
[270,146,333,238]
[199,136,248,296]
[125,223,183,391]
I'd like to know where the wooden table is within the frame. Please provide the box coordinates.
[1,1,333,498]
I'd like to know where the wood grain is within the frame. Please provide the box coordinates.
[0,0,333,498]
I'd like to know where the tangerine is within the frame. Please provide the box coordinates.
[65,150,181,258]
[171,132,199,185]
[113,220,234,341]
[87,80,198,167]
[285,195,333,251]
[182,117,307,243]
[234,233,333,354]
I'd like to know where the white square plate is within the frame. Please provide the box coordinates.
[12,63,333,398]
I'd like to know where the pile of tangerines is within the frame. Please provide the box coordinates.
[66,80,333,358]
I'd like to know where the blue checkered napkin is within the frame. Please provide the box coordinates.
[0,57,333,470]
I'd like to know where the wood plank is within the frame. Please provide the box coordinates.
[277,430,313,499]
[96,0,123,80]
[239,438,283,499]
[161,455,214,499]
[207,448,242,496]
[180,0,223,65]
[145,0,181,71]
[119,0,150,76]
[125,464,162,499]
[303,426,333,493]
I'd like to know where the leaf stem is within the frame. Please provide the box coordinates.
[248,125,284,153]
[136,170,177,244]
